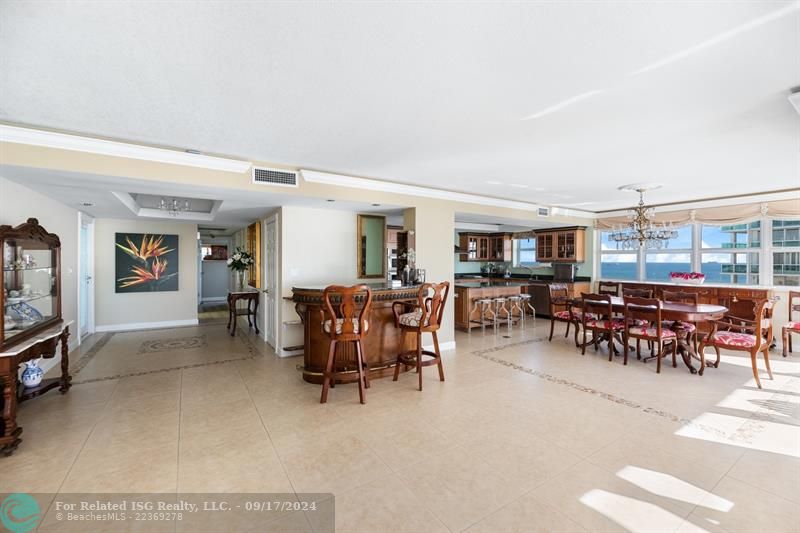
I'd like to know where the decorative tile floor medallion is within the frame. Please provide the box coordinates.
[137,334,209,354]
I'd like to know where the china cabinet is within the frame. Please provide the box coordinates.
[1,218,62,351]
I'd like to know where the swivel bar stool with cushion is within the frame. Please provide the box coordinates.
[319,284,372,404]
[392,282,450,391]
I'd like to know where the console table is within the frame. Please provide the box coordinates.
[227,290,259,337]
[0,320,72,456]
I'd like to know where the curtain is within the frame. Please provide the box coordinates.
[595,197,800,229]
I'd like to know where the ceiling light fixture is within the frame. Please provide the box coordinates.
[609,185,677,249]
[326,199,336,203]
[159,197,190,217]
[371,203,381,207]
[79,201,94,207]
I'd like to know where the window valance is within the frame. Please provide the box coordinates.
[595,197,800,230]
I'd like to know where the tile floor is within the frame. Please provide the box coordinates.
[2,317,798,532]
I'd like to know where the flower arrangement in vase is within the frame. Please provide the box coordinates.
[669,271,705,285]
[227,247,255,289]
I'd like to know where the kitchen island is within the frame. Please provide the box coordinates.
[453,280,530,331]
[291,283,421,384]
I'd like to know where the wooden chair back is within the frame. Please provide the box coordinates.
[415,281,450,331]
[580,292,613,325]
[755,299,775,345]
[661,290,698,305]
[623,296,664,337]
[789,291,800,322]
[549,283,569,315]
[622,288,653,299]
[321,284,373,340]
[598,282,620,296]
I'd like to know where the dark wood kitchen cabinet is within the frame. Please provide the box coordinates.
[459,233,511,262]
[535,227,586,263]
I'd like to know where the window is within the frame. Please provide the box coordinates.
[643,226,692,281]
[514,238,536,267]
[600,252,638,280]
[773,220,800,286]
[645,253,691,281]
[700,223,759,285]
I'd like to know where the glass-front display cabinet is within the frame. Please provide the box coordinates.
[1,218,61,351]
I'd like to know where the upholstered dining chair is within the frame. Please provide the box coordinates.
[661,290,700,353]
[319,284,373,404]
[621,288,653,298]
[579,293,625,360]
[782,290,800,357]
[392,282,450,391]
[622,296,677,373]
[548,283,592,347]
[699,299,775,388]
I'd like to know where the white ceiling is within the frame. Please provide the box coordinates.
[0,165,403,230]
[1,1,798,210]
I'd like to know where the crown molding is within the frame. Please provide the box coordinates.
[0,124,252,173]
[300,169,595,218]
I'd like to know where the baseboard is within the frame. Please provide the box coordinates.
[201,297,227,303]
[423,340,456,352]
[279,347,303,358]
[95,318,200,333]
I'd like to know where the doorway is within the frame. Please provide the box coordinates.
[264,215,278,349]
[78,213,95,341]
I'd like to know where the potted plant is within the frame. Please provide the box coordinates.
[227,247,255,290]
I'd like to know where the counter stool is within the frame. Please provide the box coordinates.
[471,297,496,333]
[319,284,373,404]
[392,282,450,391]
[520,294,535,324]
[493,297,511,331]
[507,295,524,329]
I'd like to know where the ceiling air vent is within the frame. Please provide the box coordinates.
[252,166,299,188]
[537,207,550,217]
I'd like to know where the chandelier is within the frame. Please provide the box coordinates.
[159,197,190,217]
[609,187,678,250]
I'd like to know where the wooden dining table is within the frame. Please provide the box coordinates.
[570,296,728,374]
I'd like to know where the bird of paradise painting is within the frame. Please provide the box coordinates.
[115,233,179,292]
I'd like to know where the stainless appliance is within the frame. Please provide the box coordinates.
[387,249,398,280]
[553,263,577,282]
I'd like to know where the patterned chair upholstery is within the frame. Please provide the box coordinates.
[548,283,588,347]
[622,296,678,373]
[699,299,776,388]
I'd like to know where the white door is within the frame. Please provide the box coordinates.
[197,239,203,305]
[78,215,94,339]
[265,217,277,348]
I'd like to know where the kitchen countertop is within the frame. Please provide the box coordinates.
[454,281,532,289]
[292,282,421,292]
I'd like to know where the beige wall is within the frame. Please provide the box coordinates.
[0,177,80,370]
[94,218,198,330]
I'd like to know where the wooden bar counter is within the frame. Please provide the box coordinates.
[291,283,421,384]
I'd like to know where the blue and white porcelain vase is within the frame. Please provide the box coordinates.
[21,359,44,388]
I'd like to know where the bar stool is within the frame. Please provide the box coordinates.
[507,295,524,328]
[392,282,450,391]
[319,284,373,404]
[494,297,511,331]
[470,297,496,333]
[520,293,535,324]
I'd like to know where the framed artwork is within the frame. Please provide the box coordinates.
[115,233,179,293]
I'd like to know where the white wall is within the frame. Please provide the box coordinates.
[94,218,198,330]
[278,206,361,352]
[0,177,80,370]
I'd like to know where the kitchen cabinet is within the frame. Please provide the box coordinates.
[458,233,511,262]
[535,227,586,263]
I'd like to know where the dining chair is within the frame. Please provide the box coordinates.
[781,290,800,357]
[598,282,620,296]
[548,283,592,347]
[319,284,373,404]
[579,293,625,360]
[661,290,700,353]
[699,299,775,388]
[392,282,449,391]
[622,296,677,373]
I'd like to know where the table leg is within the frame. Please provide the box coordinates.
[671,324,702,374]
[253,297,260,335]
[230,297,238,337]
[59,327,72,394]
[0,372,21,456]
